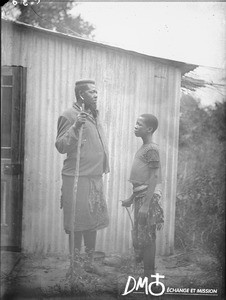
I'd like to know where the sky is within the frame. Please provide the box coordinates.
[72,2,226,106]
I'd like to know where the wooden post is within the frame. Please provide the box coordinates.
[70,104,84,273]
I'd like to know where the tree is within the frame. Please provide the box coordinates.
[2,1,94,38]
[176,94,225,260]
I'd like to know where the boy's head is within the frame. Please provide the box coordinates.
[141,114,158,133]
[134,114,158,137]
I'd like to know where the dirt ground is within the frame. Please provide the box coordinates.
[1,249,224,300]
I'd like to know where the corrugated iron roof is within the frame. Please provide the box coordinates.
[2,19,197,75]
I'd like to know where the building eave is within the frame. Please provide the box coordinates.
[2,19,198,75]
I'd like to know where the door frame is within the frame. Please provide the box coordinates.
[1,65,26,252]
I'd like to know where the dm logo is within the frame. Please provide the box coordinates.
[122,273,165,296]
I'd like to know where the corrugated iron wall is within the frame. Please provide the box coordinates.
[2,21,181,255]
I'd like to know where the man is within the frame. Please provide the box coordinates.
[55,80,109,272]
[122,114,164,281]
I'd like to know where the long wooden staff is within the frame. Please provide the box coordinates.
[70,103,85,272]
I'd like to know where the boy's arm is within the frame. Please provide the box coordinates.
[138,147,161,225]
[138,168,158,225]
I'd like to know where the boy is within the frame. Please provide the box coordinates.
[122,114,164,280]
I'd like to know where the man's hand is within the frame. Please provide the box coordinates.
[156,223,163,231]
[138,204,149,225]
[75,112,89,128]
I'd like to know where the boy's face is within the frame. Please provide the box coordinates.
[134,116,151,137]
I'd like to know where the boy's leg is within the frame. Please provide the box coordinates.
[143,239,156,280]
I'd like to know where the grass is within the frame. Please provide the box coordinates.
[1,248,224,299]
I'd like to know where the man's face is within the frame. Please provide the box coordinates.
[134,116,150,137]
[81,84,97,110]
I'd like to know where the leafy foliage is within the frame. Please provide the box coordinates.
[2,1,94,38]
[176,94,225,262]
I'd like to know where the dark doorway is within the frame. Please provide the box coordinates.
[1,66,26,251]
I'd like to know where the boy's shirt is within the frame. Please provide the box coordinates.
[129,142,164,226]
[129,142,162,189]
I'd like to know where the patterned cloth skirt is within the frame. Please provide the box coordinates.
[61,175,109,233]
[132,192,164,252]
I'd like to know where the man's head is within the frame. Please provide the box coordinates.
[134,114,158,137]
[75,80,97,111]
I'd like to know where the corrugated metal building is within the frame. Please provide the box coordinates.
[1,20,196,255]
